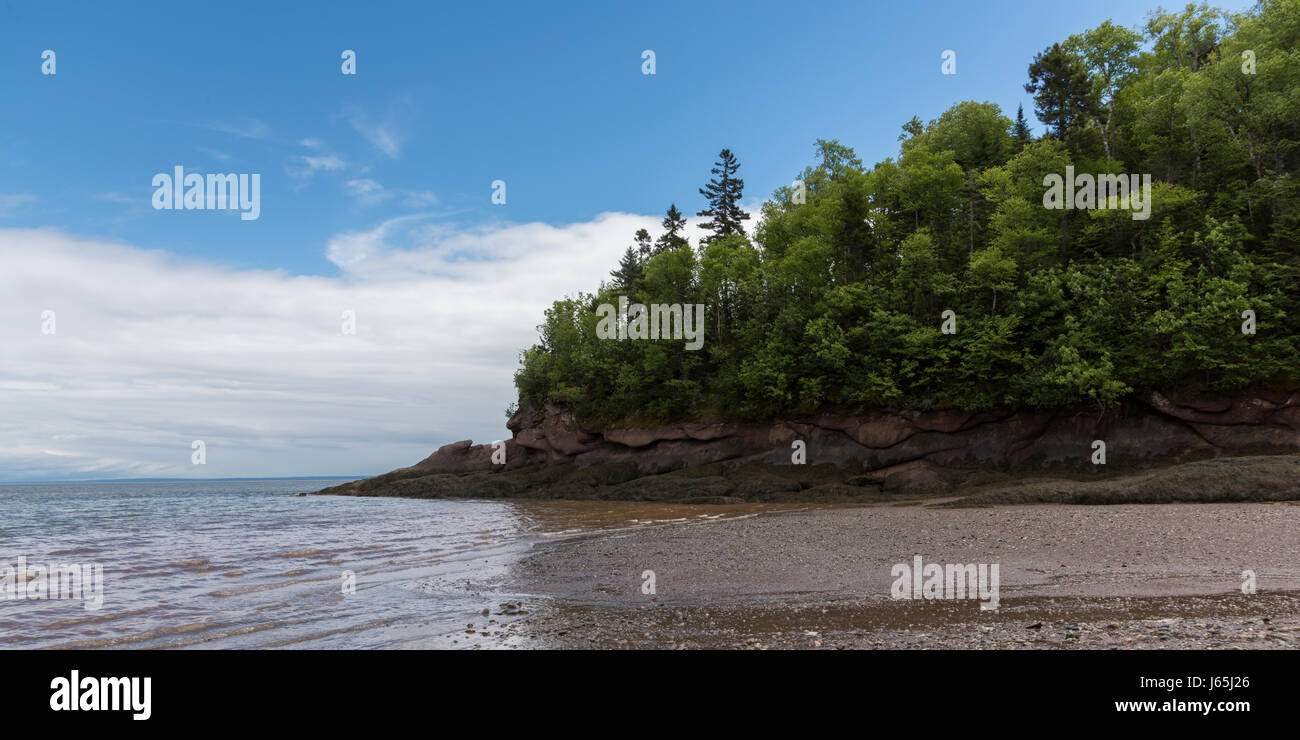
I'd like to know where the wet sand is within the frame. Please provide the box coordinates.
[480,500,1300,649]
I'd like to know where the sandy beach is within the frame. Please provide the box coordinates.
[477,501,1300,649]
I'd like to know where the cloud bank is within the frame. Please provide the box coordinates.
[0,214,662,481]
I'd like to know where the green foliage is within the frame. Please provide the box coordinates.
[513,0,1300,424]
[1025,42,1095,141]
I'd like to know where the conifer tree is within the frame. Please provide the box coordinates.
[1024,43,1094,141]
[697,149,750,244]
[610,245,643,290]
[1012,104,1033,146]
[633,228,652,263]
[654,203,689,254]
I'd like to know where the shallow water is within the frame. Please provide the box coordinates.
[0,480,804,649]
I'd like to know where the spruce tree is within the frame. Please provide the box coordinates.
[654,203,689,254]
[1012,104,1033,146]
[610,245,643,290]
[697,149,750,244]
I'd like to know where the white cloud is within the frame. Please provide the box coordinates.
[202,118,271,140]
[344,178,438,208]
[196,146,232,162]
[351,120,401,158]
[287,153,348,179]
[304,155,346,171]
[0,194,37,217]
[345,178,379,196]
[401,190,439,208]
[0,215,657,481]
[345,99,412,159]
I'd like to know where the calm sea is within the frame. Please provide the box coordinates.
[0,479,548,649]
[0,479,786,649]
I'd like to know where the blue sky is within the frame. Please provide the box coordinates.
[0,0,1258,481]
[1,0,1255,273]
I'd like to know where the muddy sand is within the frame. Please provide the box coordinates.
[475,501,1300,649]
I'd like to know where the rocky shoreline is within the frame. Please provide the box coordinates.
[315,390,1300,503]
[480,591,1300,649]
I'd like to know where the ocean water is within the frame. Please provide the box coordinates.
[0,479,539,649]
[0,480,787,649]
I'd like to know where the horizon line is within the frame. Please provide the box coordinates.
[0,475,371,485]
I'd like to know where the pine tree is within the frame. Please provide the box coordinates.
[1012,104,1033,146]
[1024,43,1093,141]
[654,203,689,254]
[697,149,750,244]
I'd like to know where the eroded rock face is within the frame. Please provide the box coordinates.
[492,393,1299,473]
[318,391,1300,501]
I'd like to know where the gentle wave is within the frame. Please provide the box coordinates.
[0,480,803,649]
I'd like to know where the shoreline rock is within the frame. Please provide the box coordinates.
[314,391,1300,503]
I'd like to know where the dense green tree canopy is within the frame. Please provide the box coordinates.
[513,0,1298,424]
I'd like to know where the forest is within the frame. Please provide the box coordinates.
[513,1,1299,424]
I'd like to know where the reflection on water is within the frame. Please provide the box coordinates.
[0,480,816,649]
